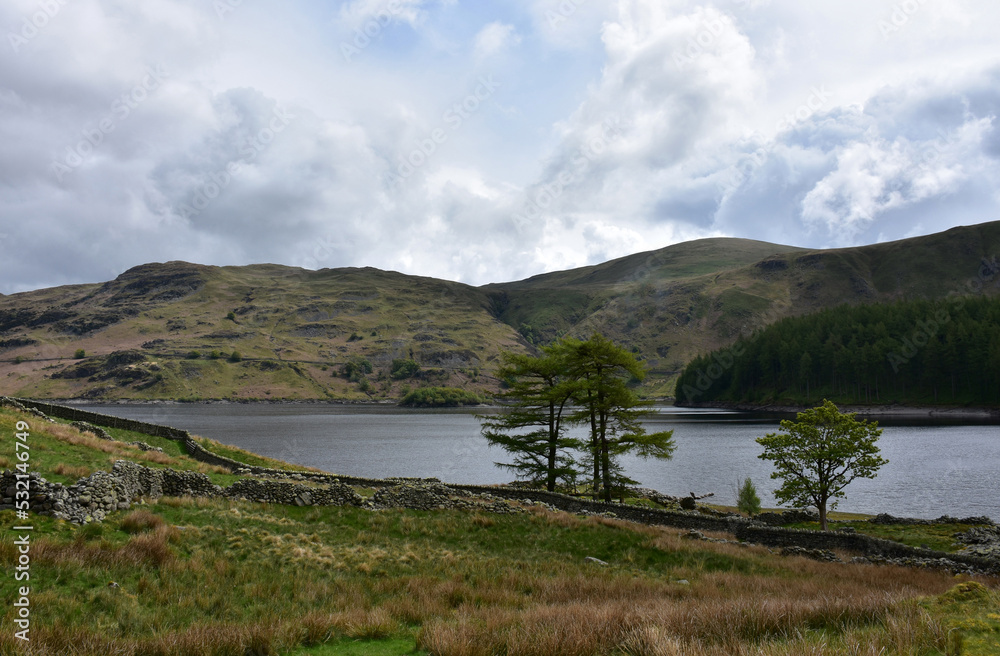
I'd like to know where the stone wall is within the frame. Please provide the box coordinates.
[450,484,743,533]
[733,524,999,574]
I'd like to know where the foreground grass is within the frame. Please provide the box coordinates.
[1,499,995,655]
[1,406,998,655]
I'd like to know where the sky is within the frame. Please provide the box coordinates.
[2,0,999,294]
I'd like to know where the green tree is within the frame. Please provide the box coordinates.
[228,351,242,363]
[390,358,420,379]
[479,348,581,492]
[756,400,887,530]
[736,477,761,516]
[74,348,86,359]
[564,334,675,502]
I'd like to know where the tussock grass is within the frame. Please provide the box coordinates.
[54,462,92,478]
[119,508,166,534]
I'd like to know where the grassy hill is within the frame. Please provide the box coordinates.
[2,403,999,655]
[1,221,999,400]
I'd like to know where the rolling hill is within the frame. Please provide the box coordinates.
[1,221,998,400]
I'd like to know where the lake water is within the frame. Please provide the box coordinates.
[78,404,1000,520]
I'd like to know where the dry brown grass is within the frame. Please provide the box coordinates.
[42,422,229,475]
[53,462,92,478]
[414,519,960,656]
[2,619,296,656]
[32,525,179,569]
[119,508,166,534]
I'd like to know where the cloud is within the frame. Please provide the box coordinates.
[473,21,520,60]
[3,0,1000,294]
[337,0,429,32]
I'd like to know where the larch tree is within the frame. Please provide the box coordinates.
[478,348,581,491]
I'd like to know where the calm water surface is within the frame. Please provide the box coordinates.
[79,404,1000,520]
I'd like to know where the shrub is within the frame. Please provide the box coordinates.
[226,311,236,321]
[342,358,373,381]
[209,351,222,360]
[74,348,86,359]
[391,358,420,379]
[348,332,363,342]
[737,477,762,516]
[400,387,486,407]
[229,351,242,363]
[186,351,201,359]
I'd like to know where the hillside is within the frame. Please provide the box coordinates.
[1,221,999,400]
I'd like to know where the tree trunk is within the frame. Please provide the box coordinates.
[590,404,600,500]
[600,412,612,503]
[818,498,828,531]
[546,403,557,493]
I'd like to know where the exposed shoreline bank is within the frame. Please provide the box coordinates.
[679,401,1000,420]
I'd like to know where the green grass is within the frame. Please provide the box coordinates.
[0,410,235,485]
[192,435,319,472]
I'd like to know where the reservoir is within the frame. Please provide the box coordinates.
[78,404,1000,520]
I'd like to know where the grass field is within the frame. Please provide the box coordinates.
[1,405,999,655]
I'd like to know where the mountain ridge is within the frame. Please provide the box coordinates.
[2,221,999,400]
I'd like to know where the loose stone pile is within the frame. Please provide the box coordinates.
[953,525,1000,559]
[70,421,113,440]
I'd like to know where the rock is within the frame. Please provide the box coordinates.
[584,556,608,566]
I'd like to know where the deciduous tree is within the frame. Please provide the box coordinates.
[756,399,887,530]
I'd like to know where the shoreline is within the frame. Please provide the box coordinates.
[27,397,1000,419]
[679,401,1000,420]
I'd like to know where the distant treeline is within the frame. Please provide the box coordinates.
[675,296,1000,407]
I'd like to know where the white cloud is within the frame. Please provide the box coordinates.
[3,0,1000,293]
[473,21,520,59]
